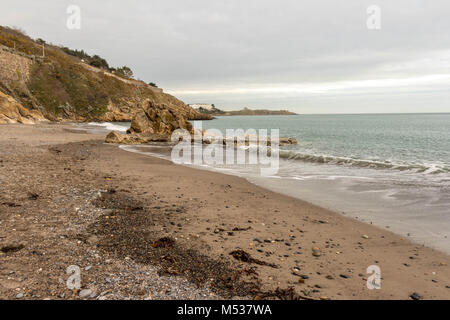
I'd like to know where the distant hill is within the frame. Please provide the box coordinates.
[197,107,297,116]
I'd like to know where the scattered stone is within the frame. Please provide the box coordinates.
[79,289,93,299]
[87,235,98,245]
[152,237,176,248]
[2,202,21,207]
[312,247,322,257]
[232,227,251,232]
[28,192,39,200]
[16,293,24,299]
[410,292,423,300]
[340,274,350,279]
[1,243,25,253]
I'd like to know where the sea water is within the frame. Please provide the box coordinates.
[80,114,450,253]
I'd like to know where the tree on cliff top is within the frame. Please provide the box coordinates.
[114,66,134,79]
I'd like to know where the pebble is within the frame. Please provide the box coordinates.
[79,289,93,299]
[410,292,423,300]
[312,247,322,257]
[16,293,24,299]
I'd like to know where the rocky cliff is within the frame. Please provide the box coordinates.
[0,26,211,128]
[0,91,46,124]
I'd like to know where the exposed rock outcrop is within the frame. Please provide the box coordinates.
[279,137,298,146]
[0,91,46,124]
[127,100,193,136]
[105,130,169,145]
[106,99,195,144]
[105,99,300,146]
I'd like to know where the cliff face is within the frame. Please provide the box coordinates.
[0,26,211,128]
[0,91,46,124]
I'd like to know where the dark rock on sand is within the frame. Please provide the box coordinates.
[1,243,25,253]
[410,292,423,300]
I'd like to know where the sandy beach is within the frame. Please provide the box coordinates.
[0,123,449,300]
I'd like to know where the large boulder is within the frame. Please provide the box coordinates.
[105,99,194,145]
[0,91,47,124]
[128,99,193,136]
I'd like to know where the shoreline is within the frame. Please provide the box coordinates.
[1,123,449,300]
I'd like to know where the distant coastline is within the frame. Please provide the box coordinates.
[195,106,297,116]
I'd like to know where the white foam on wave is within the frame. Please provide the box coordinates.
[87,122,128,132]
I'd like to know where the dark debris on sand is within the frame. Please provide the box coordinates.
[89,191,263,298]
[88,191,309,300]
[230,250,279,269]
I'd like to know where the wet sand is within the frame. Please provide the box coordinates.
[0,123,449,300]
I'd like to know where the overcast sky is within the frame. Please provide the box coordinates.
[2,0,450,113]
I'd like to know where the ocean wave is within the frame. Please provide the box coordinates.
[279,150,450,174]
[87,122,129,132]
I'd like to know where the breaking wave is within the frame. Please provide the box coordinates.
[279,150,450,174]
[87,122,129,132]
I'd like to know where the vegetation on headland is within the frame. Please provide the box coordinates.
[0,25,209,122]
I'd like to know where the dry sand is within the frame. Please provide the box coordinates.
[0,123,449,300]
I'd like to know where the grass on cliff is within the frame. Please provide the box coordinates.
[0,25,201,121]
[0,26,165,120]
[0,26,42,56]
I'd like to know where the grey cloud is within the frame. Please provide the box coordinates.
[1,0,450,112]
